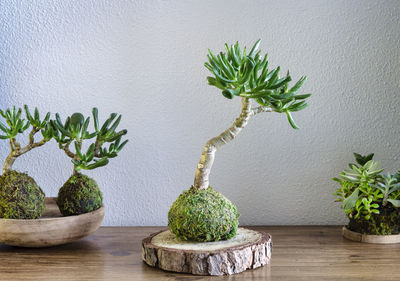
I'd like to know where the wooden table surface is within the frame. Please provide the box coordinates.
[0,226,399,281]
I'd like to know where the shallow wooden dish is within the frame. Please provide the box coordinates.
[0,197,104,248]
[342,226,400,244]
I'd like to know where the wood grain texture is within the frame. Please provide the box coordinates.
[342,227,400,244]
[1,226,400,280]
[142,228,272,275]
[0,197,104,247]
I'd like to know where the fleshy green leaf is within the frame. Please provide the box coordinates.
[342,188,360,210]
[387,199,400,207]
[285,111,299,129]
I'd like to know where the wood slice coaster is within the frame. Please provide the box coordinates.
[142,227,272,276]
[342,227,400,244]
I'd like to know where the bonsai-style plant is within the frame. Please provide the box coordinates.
[168,40,311,242]
[333,153,400,235]
[0,106,53,219]
[52,108,127,216]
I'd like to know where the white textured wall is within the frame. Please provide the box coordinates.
[0,0,399,226]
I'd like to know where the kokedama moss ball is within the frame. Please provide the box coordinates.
[168,186,239,242]
[0,170,45,219]
[57,173,103,216]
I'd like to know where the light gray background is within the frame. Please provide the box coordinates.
[0,0,399,226]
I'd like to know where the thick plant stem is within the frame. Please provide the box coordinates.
[2,154,16,174]
[2,131,47,174]
[62,142,75,159]
[59,141,80,174]
[72,141,82,175]
[193,98,253,190]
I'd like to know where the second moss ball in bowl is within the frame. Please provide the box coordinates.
[57,173,103,216]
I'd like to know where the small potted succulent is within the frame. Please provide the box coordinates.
[333,153,400,243]
[0,106,53,219]
[52,108,128,216]
[168,40,311,242]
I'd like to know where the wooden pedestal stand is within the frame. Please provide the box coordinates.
[142,227,272,276]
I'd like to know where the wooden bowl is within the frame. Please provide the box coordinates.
[0,197,104,247]
[342,227,400,244]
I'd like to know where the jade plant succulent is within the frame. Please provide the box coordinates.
[52,108,127,216]
[333,153,400,235]
[0,106,53,219]
[168,40,311,242]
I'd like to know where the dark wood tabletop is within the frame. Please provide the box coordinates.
[0,226,399,281]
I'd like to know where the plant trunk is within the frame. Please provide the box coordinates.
[2,139,48,175]
[2,154,16,174]
[1,131,48,175]
[72,142,82,175]
[193,97,252,190]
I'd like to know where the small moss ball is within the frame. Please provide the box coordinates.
[168,186,240,242]
[0,170,45,219]
[57,173,103,216]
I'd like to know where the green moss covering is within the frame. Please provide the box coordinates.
[57,173,103,216]
[168,186,239,242]
[0,170,45,219]
[347,206,400,235]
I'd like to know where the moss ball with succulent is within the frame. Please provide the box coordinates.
[52,108,128,216]
[333,153,400,235]
[168,40,311,242]
[0,106,54,219]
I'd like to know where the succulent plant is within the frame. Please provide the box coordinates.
[0,106,53,173]
[52,108,127,215]
[168,40,310,241]
[52,108,127,174]
[205,39,310,129]
[333,153,400,235]
[0,106,52,219]
[374,174,400,207]
[352,152,374,167]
